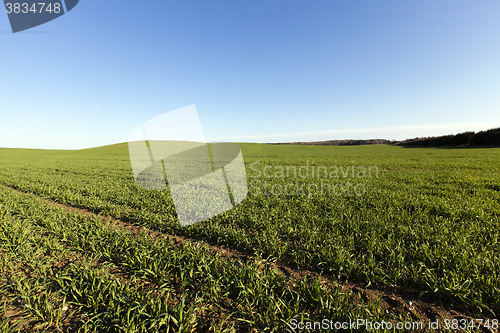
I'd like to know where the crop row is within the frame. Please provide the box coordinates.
[0,144,499,315]
[0,191,207,332]
[0,185,388,332]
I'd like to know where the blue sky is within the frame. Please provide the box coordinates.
[1,0,500,149]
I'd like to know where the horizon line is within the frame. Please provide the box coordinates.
[1,122,499,150]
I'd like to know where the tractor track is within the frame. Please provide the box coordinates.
[1,183,497,331]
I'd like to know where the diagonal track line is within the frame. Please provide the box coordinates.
[0,182,487,325]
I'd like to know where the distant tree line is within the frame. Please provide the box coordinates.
[274,139,392,146]
[398,127,500,147]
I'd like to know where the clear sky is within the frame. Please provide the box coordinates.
[1,0,500,149]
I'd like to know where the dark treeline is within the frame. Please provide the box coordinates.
[274,139,392,146]
[272,128,500,147]
[398,127,500,147]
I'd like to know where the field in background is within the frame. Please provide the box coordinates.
[0,143,499,332]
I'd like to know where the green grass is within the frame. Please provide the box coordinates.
[0,143,499,330]
[0,176,381,332]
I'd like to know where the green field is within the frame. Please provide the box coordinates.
[0,143,499,332]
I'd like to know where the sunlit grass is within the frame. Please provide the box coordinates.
[0,143,499,324]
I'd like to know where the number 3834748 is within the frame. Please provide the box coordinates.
[5,3,61,14]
